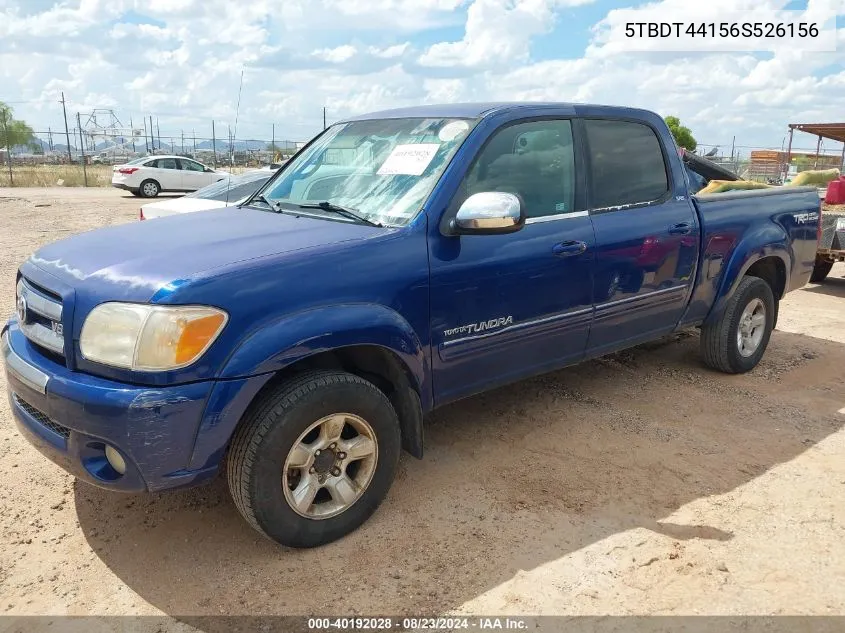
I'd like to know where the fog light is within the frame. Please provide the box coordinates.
[104,445,127,475]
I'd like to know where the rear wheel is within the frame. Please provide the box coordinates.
[139,179,160,198]
[227,371,401,548]
[810,256,834,283]
[700,276,775,374]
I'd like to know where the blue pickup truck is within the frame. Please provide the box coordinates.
[3,103,822,547]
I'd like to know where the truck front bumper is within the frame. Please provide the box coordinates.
[2,322,265,493]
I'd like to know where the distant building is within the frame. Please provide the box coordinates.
[748,150,842,181]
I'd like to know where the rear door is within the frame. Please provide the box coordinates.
[583,118,699,355]
[149,157,182,191]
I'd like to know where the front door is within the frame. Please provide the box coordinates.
[582,118,699,355]
[179,158,214,190]
[429,117,595,405]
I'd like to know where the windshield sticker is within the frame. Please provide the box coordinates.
[377,143,440,176]
[438,121,470,142]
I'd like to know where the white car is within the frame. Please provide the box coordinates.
[139,169,276,220]
[112,155,227,198]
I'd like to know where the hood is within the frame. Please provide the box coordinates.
[26,207,381,303]
[141,198,229,219]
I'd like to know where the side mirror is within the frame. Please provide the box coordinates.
[452,192,525,235]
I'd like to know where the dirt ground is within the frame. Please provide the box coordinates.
[1,188,844,625]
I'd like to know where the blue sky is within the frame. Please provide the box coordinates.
[0,0,843,153]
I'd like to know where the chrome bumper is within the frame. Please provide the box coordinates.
[1,330,49,394]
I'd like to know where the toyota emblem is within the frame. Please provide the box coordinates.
[16,292,27,324]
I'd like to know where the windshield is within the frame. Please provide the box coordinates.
[186,170,272,202]
[257,117,476,227]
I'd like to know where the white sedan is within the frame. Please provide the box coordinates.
[139,169,276,220]
[112,155,227,198]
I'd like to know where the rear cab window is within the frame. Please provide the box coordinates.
[584,119,669,210]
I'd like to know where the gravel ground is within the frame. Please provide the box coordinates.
[1,188,844,625]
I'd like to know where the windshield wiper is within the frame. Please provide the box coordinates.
[298,201,382,227]
[247,193,282,212]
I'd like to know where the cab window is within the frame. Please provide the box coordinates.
[462,119,576,218]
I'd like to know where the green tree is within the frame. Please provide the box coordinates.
[0,102,36,157]
[664,115,697,152]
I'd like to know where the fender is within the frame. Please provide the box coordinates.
[218,302,429,404]
[704,223,791,325]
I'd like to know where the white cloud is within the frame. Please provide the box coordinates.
[0,0,844,151]
[369,43,411,58]
[420,0,595,68]
[313,45,359,63]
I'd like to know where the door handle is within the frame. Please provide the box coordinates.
[669,223,692,235]
[553,240,587,257]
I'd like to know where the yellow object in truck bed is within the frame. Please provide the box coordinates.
[698,180,772,195]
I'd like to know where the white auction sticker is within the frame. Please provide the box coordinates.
[377,144,440,176]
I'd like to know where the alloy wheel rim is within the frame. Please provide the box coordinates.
[282,413,378,519]
[737,298,766,358]
[143,183,157,196]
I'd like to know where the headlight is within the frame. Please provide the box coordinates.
[79,303,228,370]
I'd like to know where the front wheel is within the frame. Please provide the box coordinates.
[700,276,775,374]
[227,371,401,548]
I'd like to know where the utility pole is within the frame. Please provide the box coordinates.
[60,92,72,163]
[211,120,217,168]
[271,123,275,159]
[228,124,234,167]
[192,129,196,156]
[2,114,13,185]
[149,115,155,151]
[47,127,54,153]
[129,117,136,153]
[76,112,88,187]
[323,107,326,130]
[156,117,161,151]
[181,130,185,155]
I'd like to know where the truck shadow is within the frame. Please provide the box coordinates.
[803,277,845,298]
[74,329,845,622]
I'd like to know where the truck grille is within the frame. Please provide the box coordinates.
[13,393,71,439]
[16,276,65,361]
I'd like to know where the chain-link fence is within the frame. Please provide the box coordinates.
[695,141,845,184]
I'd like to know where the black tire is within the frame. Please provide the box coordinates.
[130,189,141,197]
[700,276,775,374]
[139,179,160,198]
[810,257,833,283]
[227,370,401,548]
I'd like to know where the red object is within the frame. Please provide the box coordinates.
[118,167,139,175]
[139,208,145,221]
[824,176,845,205]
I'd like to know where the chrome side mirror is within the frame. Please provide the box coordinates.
[452,192,524,235]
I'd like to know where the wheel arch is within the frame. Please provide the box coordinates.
[209,304,428,463]
[247,344,424,459]
[705,239,790,327]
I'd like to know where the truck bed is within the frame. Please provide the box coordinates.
[680,185,822,326]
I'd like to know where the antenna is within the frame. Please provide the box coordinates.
[226,68,245,206]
